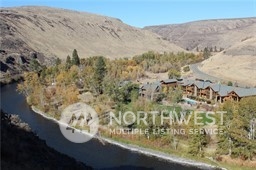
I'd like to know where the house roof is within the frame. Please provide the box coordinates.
[140,81,161,92]
[194,81,211,89]
[217,85,234,97]
[231,87,256,97]
[210,84,221,92]
[160,79,177,84]
[180,79,194,86]
[140,78,256,98]
[210,84,256,97]
[181,80,256,97]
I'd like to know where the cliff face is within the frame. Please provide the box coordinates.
[0,110,93,170]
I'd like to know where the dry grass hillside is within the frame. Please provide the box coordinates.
[144,18,256,51]
[144,18,256,86]
[199,37,256,86]
[0,6,184,59]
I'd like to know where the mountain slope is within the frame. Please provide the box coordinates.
[199,37,256,86]
[0,6,184,60]
[144,18,256,51]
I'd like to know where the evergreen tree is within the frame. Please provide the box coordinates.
[188,127,207,157]
[72,49,80,66]
[65,55,72,70]
[188,113,208,157]
[228,110,253,159]
[217,99,256,160]
[210,47,213,52]
[30,59,41,73]
[55,57,61,66]
[203,47,211,59]
[220,47,224,52]
[93,56,106,94]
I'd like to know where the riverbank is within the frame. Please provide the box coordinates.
[31,106,224,170]
[0,74,23,87]
[1,110,92,170]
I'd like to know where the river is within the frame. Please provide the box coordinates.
[1,83,209,170]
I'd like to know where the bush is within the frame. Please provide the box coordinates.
[183,66,190,72]
[227,81,233,86]
[155,93,166,103]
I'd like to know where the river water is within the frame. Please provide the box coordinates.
[1,83,205,170]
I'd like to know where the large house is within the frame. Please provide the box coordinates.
[140,81,161,100]
[160,79,178,89]
[180,79,256,103]
[140,79,256,103]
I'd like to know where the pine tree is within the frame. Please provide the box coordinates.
[217,101,235,156]
[214,46,217,52]
[65,55,72,70]
[188,113,208,157]
[93,56,106,94]
[217,99,256,160]
[188,127,207,157]
[55,57,61,66]
[229,110,252,159]
[203,47,211,59]
[71,49,80,66]
[30,59,41,73]
[210,47,213,52]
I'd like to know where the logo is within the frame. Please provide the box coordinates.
[59,102,99,143]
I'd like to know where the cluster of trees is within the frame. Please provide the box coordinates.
[195,46,226,60]
[196,46,224,53]
[106,59,145,81]
[168,69,181,79]
[114,90,256,160]
[185,97,256,159]
[65,49,80,69]
[133,51,203,74]
[202,47,211,59]
[217,98,256,160]
[18,49,143,116]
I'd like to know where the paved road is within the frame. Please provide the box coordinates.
[189,63,250,87]
[189,63,225,83]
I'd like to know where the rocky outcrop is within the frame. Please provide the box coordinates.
[0,13,50,83]
[0,110,93,170]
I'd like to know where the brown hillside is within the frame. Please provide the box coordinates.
[0,6,184,59]
[144,18,256,51]
[199,37,256,86]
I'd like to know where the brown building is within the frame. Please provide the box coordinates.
[140,78,256,103]
[179,79,256,103]
[160,79,178,88]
